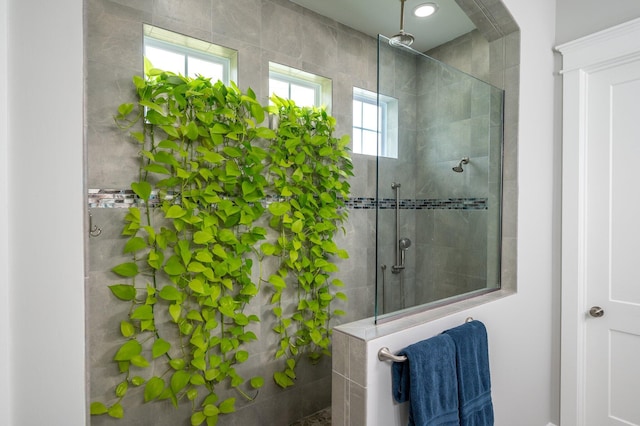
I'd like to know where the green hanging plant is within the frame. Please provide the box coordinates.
[91,62,352,424]
[263,96,353,388]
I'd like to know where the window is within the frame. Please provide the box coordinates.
[143,24,237,84]
[352,88,398,158]
[269,62,332,110]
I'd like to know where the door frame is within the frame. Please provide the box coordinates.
[557,17,640,426]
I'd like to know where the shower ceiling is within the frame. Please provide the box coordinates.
[288,0,476,52]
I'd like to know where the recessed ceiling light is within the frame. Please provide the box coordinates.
[413,3,439,18]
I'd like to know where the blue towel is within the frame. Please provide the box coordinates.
[392,334,460,426]
[443,321,494,426]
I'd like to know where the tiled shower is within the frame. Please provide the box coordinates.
[85,0,519,425]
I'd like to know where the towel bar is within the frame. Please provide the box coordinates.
[378,317,474,363]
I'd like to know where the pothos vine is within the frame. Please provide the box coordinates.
[90,63,353,425]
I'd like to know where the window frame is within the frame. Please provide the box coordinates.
[352,87,398,159]
[268,62,332,111]
[143,24,238,84]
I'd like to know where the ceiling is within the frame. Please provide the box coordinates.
[289,0,476,52]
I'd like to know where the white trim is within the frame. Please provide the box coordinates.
[558,18,640,426]
[556,17,640,73]
[559,67,588,426]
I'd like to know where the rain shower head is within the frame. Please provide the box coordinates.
[389,30,415,47]
[452,157,470,173]
[389,0,415,47]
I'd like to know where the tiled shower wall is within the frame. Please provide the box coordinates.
[332,1,520,422]
[375,31,507,314]
[415,33,505,303]
[86,0,379,424]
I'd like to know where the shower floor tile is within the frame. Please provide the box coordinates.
[289,407,331,426]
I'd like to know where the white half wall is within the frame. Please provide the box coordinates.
[6,0,86,424]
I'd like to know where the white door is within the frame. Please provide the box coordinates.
[558,18,640,426]
[583,58,640,426]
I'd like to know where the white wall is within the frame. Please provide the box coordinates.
[556,0,640,44]
[366,0,560,424]
[0,0,10,423]
[5,0,86,424]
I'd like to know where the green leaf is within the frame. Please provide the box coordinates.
[189,279,205,294]
[310,329,322,344]
[250,376,264,389]
[170,370,191,393]
[165,205,186,219]
[203,404,219,417]
[132,376,145,386]
[218,229,236,243]
[140,99,166,116]
[109,284,136,301]
[130,354,150,368]
[212,244,228,259]
[268,274,286,289]
[255,127,276,139]
[223,146,242,158]
[191,411,206,426]
[144,164,171,175]
[191,357,207,371]
[194,230,213,244]
[218,398,235,414]
[123,236,147,254]
[120,321,135,337]
[169,303,182,323]
[274,371,294,388]
[107,403,124,419]
[164,255,186,276]
[291,219,303,233]
[187,388,198,401]
[159,285,182,301]
[144,377,165,402]
[250,102,265,124]
[201,150,225,164]
[131,181,152,201]
[112,262,138,278]
[152,338,171,358]
[190,374,206,386]
[260,243,276,255]
[113,340,141,361]
[115,380,128,397]
[130,304,153,320]
[90,401,108,415]
[186,121,199,140]
[268,201,290,216]
[170,358,186,370]
[117,103,134,116]
[235,350,249,363]
[335,292,348,301]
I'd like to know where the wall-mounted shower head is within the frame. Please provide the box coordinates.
[399,237,412,250]
[452,157,470,173]
[389,0,414,47]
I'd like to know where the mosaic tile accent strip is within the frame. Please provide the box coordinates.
[88,190,487,210]
[377,197,488,210]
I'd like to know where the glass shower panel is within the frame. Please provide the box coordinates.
[375,35,504,322]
